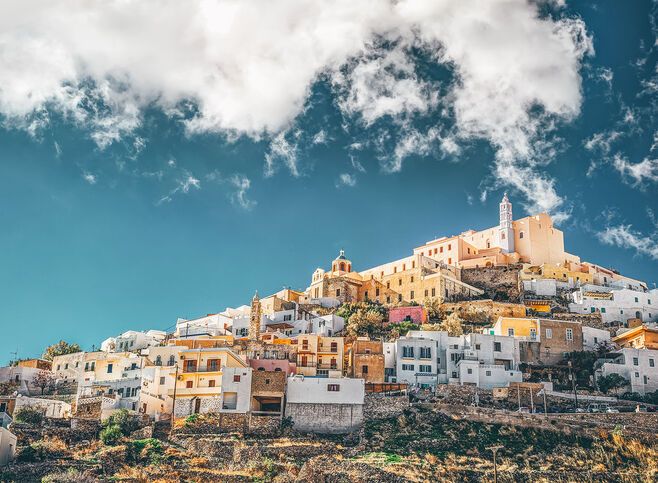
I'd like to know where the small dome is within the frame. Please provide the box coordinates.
[335,249,347,260]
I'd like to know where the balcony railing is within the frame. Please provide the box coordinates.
[182,366,222,373]
[317,363,339,370]
[318,346,339,353]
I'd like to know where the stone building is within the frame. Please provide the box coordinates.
[285,375,365,433]
[250,369,286,417]
[348,338,385,384]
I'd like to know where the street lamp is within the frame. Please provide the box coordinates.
[487,445,503,483]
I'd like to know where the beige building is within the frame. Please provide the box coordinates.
[295,334,344,378]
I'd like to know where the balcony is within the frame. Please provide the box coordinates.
[318,346,339,354]
[182,366,222,374]
[317,363,339,370]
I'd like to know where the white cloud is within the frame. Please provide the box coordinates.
[0,0,591,216]
[336,173,357,188]
[598,224,658,260]
[264,130,299,177]
[613,154,658,186]
[82,171,97,185]
[229,174,256,210]
[156,171,200,205]
[312,130,328,145]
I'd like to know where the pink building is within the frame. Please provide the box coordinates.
[388,306,427,325]
[248,358,297,376]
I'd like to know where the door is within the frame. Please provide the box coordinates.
[530,328,537,341]
[194,398,201,414]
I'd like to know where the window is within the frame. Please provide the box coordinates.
[186,381,193,389]
[327,384,340,392]
[233,375,241,382]
[209,380,216,387]
[107,363,113,374]
[336,289,340,297]
[168,355,175,366]
[399,278,402,286]
[376,288,380,296]
[440,247,443,253]
[386,282,390,289]
[494,342,502,352]
[424,289,428,297]
[401,364,415,371]
[420,347,431,359]
[398,294,402,302]
[364,291,368,299]
[386,296,391,303]
[410,291,415,300]
[419,365,431,373]
[283,314,292,321]
[507,328,514,336]
[635,372,639,378]
[650,359,655,368]
[644,375,648,384]
[519,232,524,239]
[431,288,436,297]
[635,297,639,303]
[64,363,68,370]
[486,370,491,376]
[448,244,451,250]
[601,308,606,313]
[57,365,61,371]
[155,356,162,366]
[475,344,481,350]
[467,368,472,374]
[448,258,452,265]
[566,328,573,341]
[633,357,639,366]
[159,377,165,385]
[591,307,596,313]
[362,365,368,374]
[402,347,415,358]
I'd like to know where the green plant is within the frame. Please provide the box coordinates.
[597,374,628,395]
[103,408,138,436]
[128,438,165,465]
[13,406,44,425]
[42,340,82,361]
[184,413,200,427]
[100,424,123,445]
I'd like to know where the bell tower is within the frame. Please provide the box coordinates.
[499,193,514,254]
[331,249,352,274]
[249,291,262,341]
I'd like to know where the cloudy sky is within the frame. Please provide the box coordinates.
[1,0,656,361]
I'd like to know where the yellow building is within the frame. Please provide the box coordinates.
[295,334,344,378]
[171,347,247,417]
[492,317,540,339]
[612,325,658,350]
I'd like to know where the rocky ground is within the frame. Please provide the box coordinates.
[2,404,656,482]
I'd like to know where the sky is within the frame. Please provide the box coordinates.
[0,0,657,364]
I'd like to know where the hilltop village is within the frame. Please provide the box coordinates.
[1,195,657,481]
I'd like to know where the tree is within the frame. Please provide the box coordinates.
[0,381,18,396]
[387,321,420,339]
[423,298,441,322]
[597,373,628,395]
[347,309,385,337]
[32,370,56,395]
[42,340,81,361]
[437,312,464,336]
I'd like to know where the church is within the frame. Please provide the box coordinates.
[301,194,600,306]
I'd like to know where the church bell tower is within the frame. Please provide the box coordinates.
[499,193,515,254]
[249,291,262,341]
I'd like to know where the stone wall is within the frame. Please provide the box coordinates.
[10,418,101,446]
[73,396,102,420]
[174,396,223,418]
[438,299,526,325]
[286,402,363,434]
[363,394,409,420]
[251,370,286,395]
[171,412,281,436]
[461,265,522,302]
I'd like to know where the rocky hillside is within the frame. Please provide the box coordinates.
[2,404,656,482]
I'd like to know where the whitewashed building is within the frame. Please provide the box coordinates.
[101,330,167,353]
[285,375,364,433]
[570,287,658,326]
[14,395,71,418]
[582,326,612,351]
[176,313,233,338]
[219,367,253,413]
[0,427,16,465]
[383,342,397,382]
[596,348,658,395]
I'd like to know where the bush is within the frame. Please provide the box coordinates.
[184,413,200,427]
[127,438,165,465]
[17,437,67,462]
[100,424,123,445]
[103,408,139,436]
[13,406,44,425]
[620,392,643,402]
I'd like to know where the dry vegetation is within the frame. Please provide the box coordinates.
[2,405,656,482]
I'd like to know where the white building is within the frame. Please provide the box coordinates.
[0,365,44,395]
[383,342,396,382]
[285,375,364,433]
[0,427,16,465]
[596,348,658,395]
[101,330,167,353]
[395,331,521,389]
[220,367,253,413]
[570,287,658,326]
[14,395,71,418]
[176,313,233,338]
[582,326,612,351]
[137,346,185,420]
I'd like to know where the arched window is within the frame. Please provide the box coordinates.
[636,311,642,319]
[501,233,506,240]
[339,262,345,271]
[155,355,162,366]
[519,232,524,239]
[168,355,175,366]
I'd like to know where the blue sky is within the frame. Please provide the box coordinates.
[0,0,657,363]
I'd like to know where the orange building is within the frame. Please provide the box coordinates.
[612,325,658,350]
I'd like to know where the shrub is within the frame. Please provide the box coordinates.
[100,424,123,445]
[13,406,44,425]
[103,408,139,436]
[184,413,199,427]
[127,438,165,465]
[17,437,67,462]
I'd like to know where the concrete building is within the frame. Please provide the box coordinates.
[582,326,612,351]
[295,334,344,378]
[388,306,427,325]
[250,369,286,417]
[101,329,167,353]
[0,364,47,395]
[612,324,658,350]
[172,347,247,417]
[348,339,385,383]
[138,346,185,420]
[13,395,71,418]
[0,427,17,465]
[383,342,397,383]
[52,352,86,382]
[596,348,658,396]
[285,375,365,433]
[219,367,253,413]
[176,313,234,338]
[569,287,658,327]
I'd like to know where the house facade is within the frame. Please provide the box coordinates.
[596,348,657,395]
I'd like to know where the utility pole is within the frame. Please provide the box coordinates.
[568,361,578,410]
[487,445,503,483]
[171,363,179,423]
